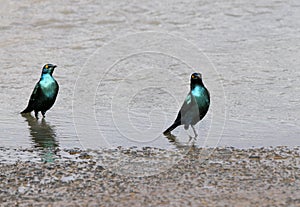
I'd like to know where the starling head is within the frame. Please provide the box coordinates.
[42,64,57,75]
[190,72,203,86]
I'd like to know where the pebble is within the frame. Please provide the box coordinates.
[0,146,299,206]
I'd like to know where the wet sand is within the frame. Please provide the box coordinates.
[0,146,299,206]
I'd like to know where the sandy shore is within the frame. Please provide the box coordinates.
[0,146,299,206]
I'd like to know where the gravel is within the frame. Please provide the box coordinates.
[0,146,299,206]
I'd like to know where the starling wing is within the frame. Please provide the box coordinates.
[21,82,41,114]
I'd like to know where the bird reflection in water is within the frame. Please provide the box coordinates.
[22,113,58,162]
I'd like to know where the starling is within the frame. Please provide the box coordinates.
[163,72,210,136]
[21,64,59,119]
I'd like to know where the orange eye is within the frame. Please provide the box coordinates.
[45,65,49,69]
[191,75,195,79]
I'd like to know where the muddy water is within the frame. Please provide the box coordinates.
[0,0,299,151]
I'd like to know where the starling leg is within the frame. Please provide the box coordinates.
[42,111,46,118]
[191,125,198,138]
[34,111,39,119]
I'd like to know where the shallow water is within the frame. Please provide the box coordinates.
[0,0,299,152]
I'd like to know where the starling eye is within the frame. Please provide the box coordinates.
[45,65,49,69]
[191,75,195,79]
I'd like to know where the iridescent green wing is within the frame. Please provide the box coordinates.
[27,82,42,107]
[174,92,197,123]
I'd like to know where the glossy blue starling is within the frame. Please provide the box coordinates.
[21,64,59,119]
[163,72,210,136]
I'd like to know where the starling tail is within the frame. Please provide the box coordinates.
[163,121,181,135]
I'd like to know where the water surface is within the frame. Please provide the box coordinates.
[0,0,299,151]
